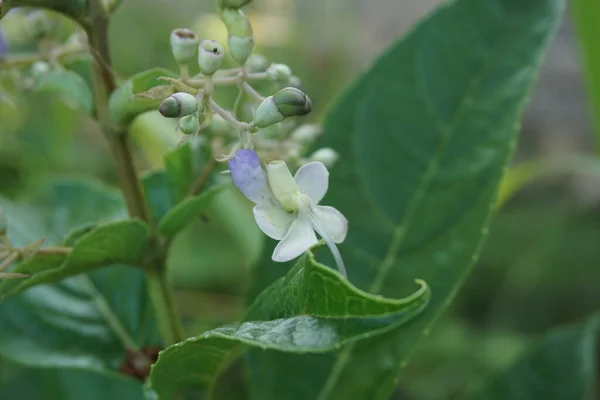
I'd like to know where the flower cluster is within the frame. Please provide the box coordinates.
[150,0,350,274]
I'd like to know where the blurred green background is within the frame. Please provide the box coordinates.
[0,0,599,399]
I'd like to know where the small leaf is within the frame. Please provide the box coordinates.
[0,219,151,301]
[141,169,173,227]
[157,184,229,239]
[35,69,93,113]
[109,68,177,124]
[163,143,193,203]
[468,315,600,400]
[147,254,430,399]
[0,265,158,370]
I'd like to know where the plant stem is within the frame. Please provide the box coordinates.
[147,268,184,344]
[85,12,183,345]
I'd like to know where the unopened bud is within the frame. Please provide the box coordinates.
[25,10,56,40]
[30,61,50,78]
[0,207,6,235]
[198,40,224,75]
[267,63,292,83]
[246,54,269,73]
[217,0,253,9]
[170,28,200,65]
[291,124,321,143]
[179,114,200,135]
[253,87,312,128]
[159,93,198,118]
[289,75,302,88]
[309,148,339,168]
[220,9,254,64]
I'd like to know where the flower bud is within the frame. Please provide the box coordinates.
[246,54,269,73]
[288,75,302,88]
[217,0,253,9]
[30,61,50,78]
[309,148,339,168]
[220,9,254,64]
[0,207,6,235]
[198,40,224,75]
[179,114,200,135]
[253,87,312,128]
[291,124,321,143]
[25,10,56,40]
[159,93,198,118]
[170,28,200,65]
[267,63,292,83]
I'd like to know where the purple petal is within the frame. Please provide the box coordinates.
[228,149,273,205]
[0,30,7,58]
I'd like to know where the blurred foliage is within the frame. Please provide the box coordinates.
[0,0,598,399]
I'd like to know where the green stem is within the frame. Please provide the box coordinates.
[147,268,184,344]
[85,10,183,345]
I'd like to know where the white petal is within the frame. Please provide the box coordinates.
[294,162,329,204]
[272,216,318,262]
[265,160,300,211]
[313,205,347,243]
[253,205,294,240]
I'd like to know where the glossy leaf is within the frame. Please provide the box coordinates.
[157,184,229,239]
[469,315,599,400]
[34,69,93,113]
[0,219,150,301]
[109,67,177,124]
[148,253,430,399]
[246,0,565,398]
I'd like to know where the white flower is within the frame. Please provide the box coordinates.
[228,149,348,276]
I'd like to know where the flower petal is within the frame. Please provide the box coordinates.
[294,162,328,204]
[253,205,294,240]
[265,160,300,211]
[313,205,348,243]
[272,216,318,262]
[228,149,273,205]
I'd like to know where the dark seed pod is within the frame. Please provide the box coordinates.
[159,93,198,118]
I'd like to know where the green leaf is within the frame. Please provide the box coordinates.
[148,254,430,399]
[0,367,144,400]
[0,219,150,300]
[0,264,158,370]
[572,0,600,152]
[468,315,599,400]
[109,68,177,124]
[35,69,93,113]
[157,184,229,239]
[142,169,173,227]
[247,0,565,398]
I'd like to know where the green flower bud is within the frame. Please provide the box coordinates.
[198,40,224,75]
[291,124,321,143]
[246,54,269,73]
[273,87,312,117]
[228,35,255,65]
[253,87,312,128]
[30,61,50,78]
[267,63,292,83]
[220,9,254,65]
[217,0,253,9]
[25,10,57,40]
[289,75,302,88]
[179,114,200,135]
[0,207,6,235]
[309,148,339,168]
[170,28,200,65]
[159,93,198,118]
